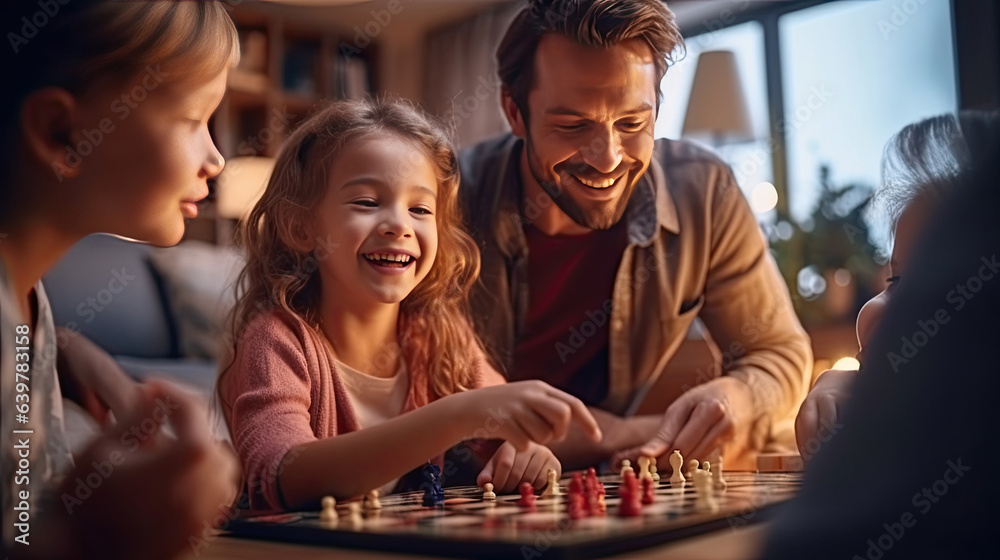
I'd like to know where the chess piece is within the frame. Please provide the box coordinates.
[624,469,637,486]
[517,481,537,508]
[641,477,656,504]
[618,470,642,517]
[702,460,711,473]
[620,459,634,480]
[568,472,584,495]
[567,492,587,520]
[422,464,444,507]
[650,463,660,482]
[637,456,653,481]
[686,459,700,479]
[365,489,382,510]
[319,495,338,524]
[345,501,363,527]
[584,468,606,515]
[482,483,496,501]
[583,481,596,515]
[668,450,686,485]
[693,469,718,513]
[713,456,728,491]
[594,474,608,514]
[542,468,560,497]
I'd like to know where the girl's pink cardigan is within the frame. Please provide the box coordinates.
[218,310,504,511]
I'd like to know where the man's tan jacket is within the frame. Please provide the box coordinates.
[459,134,812,465]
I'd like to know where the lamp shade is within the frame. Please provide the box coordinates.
[215,156,275,220]
[682,50,754,145]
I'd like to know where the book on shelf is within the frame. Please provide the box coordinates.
[331,55,370,100]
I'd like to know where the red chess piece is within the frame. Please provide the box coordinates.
[581,477,593,514]
[568,473,586,511]
[623,470,639,493]
[567,493,587,520]
[584,468,599,493]
[641,477,655,504]
[619,489,642,517]
[618,471,642,517]
[618,488,642,517]
[594,477,607,514]
[517,481,537,507]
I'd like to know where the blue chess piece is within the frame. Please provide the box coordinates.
[422,464,444,507]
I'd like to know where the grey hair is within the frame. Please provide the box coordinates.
[870,113,971,239]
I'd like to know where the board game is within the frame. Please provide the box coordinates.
[226,470,803,559]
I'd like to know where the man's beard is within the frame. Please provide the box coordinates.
[523,134,633,231]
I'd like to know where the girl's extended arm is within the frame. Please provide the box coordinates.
[221,316,601,511]
[277,392,469,508]
[279,381,601,509]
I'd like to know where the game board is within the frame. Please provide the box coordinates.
[226,471,802,559]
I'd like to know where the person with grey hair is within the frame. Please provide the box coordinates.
[766,109,1000,560]
[794,111,994,455]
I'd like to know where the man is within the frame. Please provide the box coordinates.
[459,0,812,470]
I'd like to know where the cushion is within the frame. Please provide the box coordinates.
[44,234,176,358]
[147,241,244,361]
[115,355,220,396]
[114,355,231,442]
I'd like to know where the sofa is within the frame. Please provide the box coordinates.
[43,234,244,403]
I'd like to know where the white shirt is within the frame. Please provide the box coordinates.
[335,358,409,496]
[1,260,73,547]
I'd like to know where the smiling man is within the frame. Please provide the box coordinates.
[459,0,812,470]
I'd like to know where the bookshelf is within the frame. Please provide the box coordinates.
[189,7,379,244]
[215,9,378,158]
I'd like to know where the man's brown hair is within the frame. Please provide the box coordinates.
[497,0,685,119]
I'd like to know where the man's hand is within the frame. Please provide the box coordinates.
[618,376,755,469]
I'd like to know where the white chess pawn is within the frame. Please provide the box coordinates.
[319,495,338,524]
[686,459,699,479]
[713,456,728,491]
[650,463,660,482]
[702,460,711,473]
[637,456,653,481]
[620,459,634,480]
[693,469,718,513]
[365,489,382,510]
[345,502,363,527]
[482,483,497,501]
[668,450,686,485]
[542,468,560,497]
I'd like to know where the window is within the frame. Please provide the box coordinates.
[656,21,773,204]
[780,0,957,227]
[655,0,960,329]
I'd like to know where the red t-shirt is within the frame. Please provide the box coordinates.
[512,221,629,406]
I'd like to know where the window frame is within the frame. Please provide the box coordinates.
[673,0,962,216]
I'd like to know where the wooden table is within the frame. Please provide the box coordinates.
[182,522,770,560]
